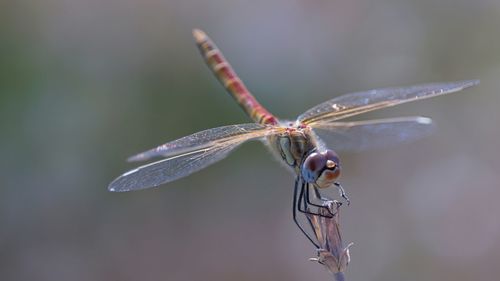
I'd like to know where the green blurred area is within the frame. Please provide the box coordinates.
[1,1,500,281]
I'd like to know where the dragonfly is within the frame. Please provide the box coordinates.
[109,29,478,247]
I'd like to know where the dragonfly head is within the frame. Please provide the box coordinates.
[301,150,341,188]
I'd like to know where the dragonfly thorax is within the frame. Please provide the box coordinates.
[272,126,316,169]
[301,150,341,189]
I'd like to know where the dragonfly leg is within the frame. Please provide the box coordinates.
[293,176,320,248]
[334,182,350,205]
[305,185,335,217]
[315,186,340,216]
[298,182,334,218]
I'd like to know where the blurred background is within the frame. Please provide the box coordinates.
[1,0,499,280]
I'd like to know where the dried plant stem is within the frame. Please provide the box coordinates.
[334,272,345,281]
[307,200,352,280]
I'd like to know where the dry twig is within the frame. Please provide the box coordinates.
[306,201,353,281]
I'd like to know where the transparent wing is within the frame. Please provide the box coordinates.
[313,116,435,152]
[109,143,239,192]
[298,80,479,125]
[128,123,271,162]
[109,124,280,192]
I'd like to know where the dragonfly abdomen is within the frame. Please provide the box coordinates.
[193,29,277,126]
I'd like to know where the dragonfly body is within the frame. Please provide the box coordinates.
[109,29,478,246]
[195,29,342,191]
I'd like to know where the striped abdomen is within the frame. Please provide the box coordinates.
[193,29,277,126]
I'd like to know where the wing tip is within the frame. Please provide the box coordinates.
[462,79,480,88]
[108,182,121,192]
[127,155,142,162]
[108,180,133,192]
[108,175,130,192]
[415,116,433,125]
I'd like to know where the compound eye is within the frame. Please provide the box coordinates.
[301,152,326,183]
[325,150,340,166]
